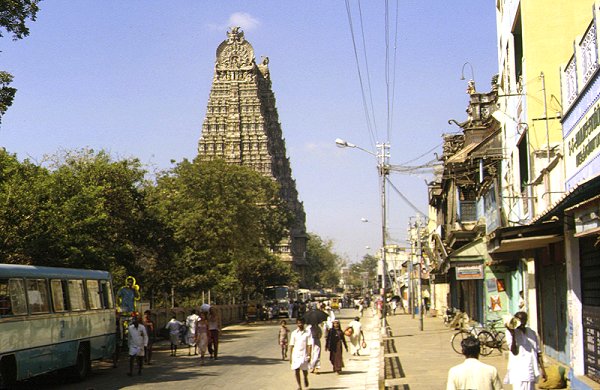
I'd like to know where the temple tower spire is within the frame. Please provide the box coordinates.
[198,27,307,268]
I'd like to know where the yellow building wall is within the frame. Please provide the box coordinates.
[521,1,592,150]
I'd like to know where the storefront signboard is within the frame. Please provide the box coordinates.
[455,264,484,280]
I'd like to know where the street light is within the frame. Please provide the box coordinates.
[336,137,390,327]
[460,62,476,93]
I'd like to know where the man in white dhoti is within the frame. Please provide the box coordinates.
[289,318,313,390]
[127,315,148,376]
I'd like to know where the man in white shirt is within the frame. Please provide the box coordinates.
[127,315,148,376]
[290,318,313,390]
[446,336,503,390]
[347,316,365,356]
[165,315,184,356]
[505,311,547,390]
[186,309,200,355]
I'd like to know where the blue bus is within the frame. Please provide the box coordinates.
[0,264,117,386]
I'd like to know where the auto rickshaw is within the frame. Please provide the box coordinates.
[330,296,341,312]
[246,301,258,321]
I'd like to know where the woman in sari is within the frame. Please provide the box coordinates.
[325,319,348,374]
[196,311,209,365]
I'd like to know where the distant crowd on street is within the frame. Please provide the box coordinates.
[124,305,222,377]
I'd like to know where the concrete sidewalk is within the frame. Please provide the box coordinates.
[383,313,509,390]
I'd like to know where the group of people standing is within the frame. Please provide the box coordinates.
[279,307,366,390]
[126,306,221,377]
[164,307,221,363]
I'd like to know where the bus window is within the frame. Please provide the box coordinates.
[100,280,114,309]
[0,279,12,316]
[86,280,101,309]
[50,280,69,312]
[68,280,86,311]
[9,279,27,315]
[26,279,50,314]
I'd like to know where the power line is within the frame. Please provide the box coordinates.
[399,142,442,165]
[386,177,428,217]
[389,0,400,143]
[344,0,377,150]
[357,0,379,142]
[384,0,391,141]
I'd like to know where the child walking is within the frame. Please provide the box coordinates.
[279,320,290,360]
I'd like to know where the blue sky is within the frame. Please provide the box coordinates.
[1,1,498,263]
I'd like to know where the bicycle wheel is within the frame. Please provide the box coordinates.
[495,331,507,351]
[451,330,470,354]
[478,330,494,356]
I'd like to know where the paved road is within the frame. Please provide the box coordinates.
[26,308,378,390]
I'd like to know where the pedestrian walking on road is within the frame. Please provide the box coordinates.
[505,311,547,390]
[142,310,155,365]
[279,319,290,360]
[186,309,200,355]
[309,323,322,374]
[127,315,148,377]
[289,318,312,390]
[391,299,397,315]
[207,306,221,360]
[196,311,209,364]
[325,319,348,374]
[165,315,184,356]
[347,316,365,356]
[446,336,503,390]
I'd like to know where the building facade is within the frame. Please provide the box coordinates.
[557,3,600,387]
[198,27,307,269]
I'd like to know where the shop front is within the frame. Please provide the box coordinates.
[487,221,565,362]
[447,238,488,324]
[564,193,600,387]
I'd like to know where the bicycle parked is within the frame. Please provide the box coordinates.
[477,318,507,356]
[450,318,507,355]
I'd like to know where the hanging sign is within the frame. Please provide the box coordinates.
[455,264,484,280]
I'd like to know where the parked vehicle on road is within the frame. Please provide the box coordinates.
[0,264,117,387]
[264,285,296,318]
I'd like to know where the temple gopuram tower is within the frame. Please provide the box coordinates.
[198,27,307,270]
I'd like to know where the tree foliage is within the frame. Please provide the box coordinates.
[0,71,16,121]
[150,158,295,300]
[303,233,341,289]
[1,149,338,304]
[0,0,41,122]
[0,148,172,288]
[346,254,378,290]
[0,0,41,40]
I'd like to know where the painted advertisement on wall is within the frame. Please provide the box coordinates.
[565,101,600,190]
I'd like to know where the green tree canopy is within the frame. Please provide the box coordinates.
[303,233,342,290]
[0,148,171,289]
[150,158,294,300]
[346,254,378,290]
[0,0,41,40]
[0,0,41,122]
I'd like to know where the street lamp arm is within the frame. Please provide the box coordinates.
[335,138,377,157]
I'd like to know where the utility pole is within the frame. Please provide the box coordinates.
[378,142,390,328]
[417,215,424,331]
[408,218,415,319]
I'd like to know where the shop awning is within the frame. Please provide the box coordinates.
[487,220,562,255]
[489,234,563,253]
[448,238,486,263]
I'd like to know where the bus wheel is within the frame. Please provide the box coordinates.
[70,345,90,381]
[0,356,17,389]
